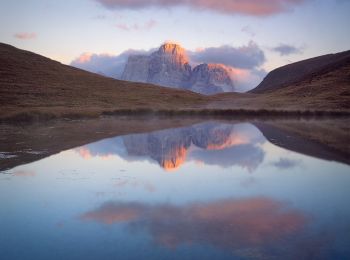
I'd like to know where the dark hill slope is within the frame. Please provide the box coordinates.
[250,50,350,94]
[209,60,350,111]
[0,43,205,120]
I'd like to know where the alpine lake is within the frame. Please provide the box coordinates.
[1,116,349,260]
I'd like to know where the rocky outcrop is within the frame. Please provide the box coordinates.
[190,64,235,95]
[121,55,150,83]
[122,43,235,94]
[147,43,192,88]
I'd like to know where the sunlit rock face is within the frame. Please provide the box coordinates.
[190,64,235,95]
[148,43,192,88]
[122,43,192,89]
[121,43,235,94]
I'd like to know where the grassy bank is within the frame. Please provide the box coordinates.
[1,108,349,124]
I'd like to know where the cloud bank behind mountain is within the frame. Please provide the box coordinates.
[71,42,267,92]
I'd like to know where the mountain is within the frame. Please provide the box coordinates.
[250,50,350,94]
[122,43,192,88]
[0,42,206,120]
[0,42,348,122]
[122,43,235,95]
[211,49,350,111]
[190,64,235,95]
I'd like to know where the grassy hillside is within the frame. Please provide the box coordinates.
[0,43,206,120]
[250,50,350,94]
[0,42,349,121]
[210,51,350,111]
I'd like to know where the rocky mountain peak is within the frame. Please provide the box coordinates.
[154,42,189,66]
[190,63,235,94]
[121,44,235,94]
[159,42,185,55]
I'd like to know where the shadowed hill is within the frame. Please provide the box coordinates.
[250,50,350,94]
[0,42,206,120]
[0,42,349,121]
[210,50,350,111]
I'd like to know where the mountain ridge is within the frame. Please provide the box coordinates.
[122,43,235,95]
[0,42,349,122]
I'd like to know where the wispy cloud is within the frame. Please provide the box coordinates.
[116,19,157,31]
[71,49,152,78]
[189,41,265,70]
[241,25,256,37]
[272,157,301,169]
[95,0,308,16]
[272,43,304,56]
[92,14,106,20]
[14,32,37,40]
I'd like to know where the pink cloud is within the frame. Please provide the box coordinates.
[96,0,308,16]
[14,32,37,40]
[75,147,115,160]
[75,53,93,63]
[80,197,307,249]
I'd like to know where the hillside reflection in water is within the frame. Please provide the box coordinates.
[1,121,349,260]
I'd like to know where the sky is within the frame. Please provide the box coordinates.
[0,0,349,91]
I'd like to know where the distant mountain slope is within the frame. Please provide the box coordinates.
[0,42,205,120]
[250,50,350,94]
[122,43,235,95]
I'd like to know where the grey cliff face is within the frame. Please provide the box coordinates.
[121,43,235,94]
[147,43,192,88]
[121,55,150,83]
[190,64,235,95]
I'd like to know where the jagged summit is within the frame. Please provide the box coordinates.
[121,43,235,95]
[153,42,190,67]
[159,42,186,55]
[190,63,235,94]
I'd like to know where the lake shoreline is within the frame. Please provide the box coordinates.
[1,116,349,171]
[1,108,350,124]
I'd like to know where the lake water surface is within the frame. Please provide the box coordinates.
[1,120,349,259]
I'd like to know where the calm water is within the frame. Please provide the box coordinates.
[1,121,349,259]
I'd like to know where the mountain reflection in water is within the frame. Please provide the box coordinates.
[1,119,350,260]
[76,122,265,171]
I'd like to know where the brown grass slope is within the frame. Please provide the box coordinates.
[0,42,349,121]
[250,50,350,94]
[0,42,206,120]
[211,50,350,111]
